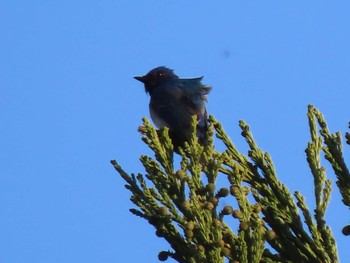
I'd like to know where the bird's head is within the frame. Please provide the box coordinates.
[134,66,179,94]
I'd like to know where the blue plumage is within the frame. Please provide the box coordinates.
[134,66,211,148]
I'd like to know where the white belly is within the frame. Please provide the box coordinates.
[150,106,167,128]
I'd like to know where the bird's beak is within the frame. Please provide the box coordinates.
[134,76,146,83]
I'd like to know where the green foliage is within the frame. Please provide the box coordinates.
[111,105,349,262]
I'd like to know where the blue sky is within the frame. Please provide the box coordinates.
[1,1,350,262]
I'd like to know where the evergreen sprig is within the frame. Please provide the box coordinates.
[111,105,348,262]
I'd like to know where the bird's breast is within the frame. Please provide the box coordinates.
[149,104,167,129]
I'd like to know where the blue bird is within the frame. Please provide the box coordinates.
[134,66,211,149]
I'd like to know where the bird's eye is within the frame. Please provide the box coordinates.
[157,72,164,77]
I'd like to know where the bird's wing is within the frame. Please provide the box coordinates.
[179,77,211,98]
[151,86,199,130]
[152,85,209,141]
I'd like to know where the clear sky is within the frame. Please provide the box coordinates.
[1,1,350,262]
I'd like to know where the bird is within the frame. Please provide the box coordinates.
[134,66,211,149]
